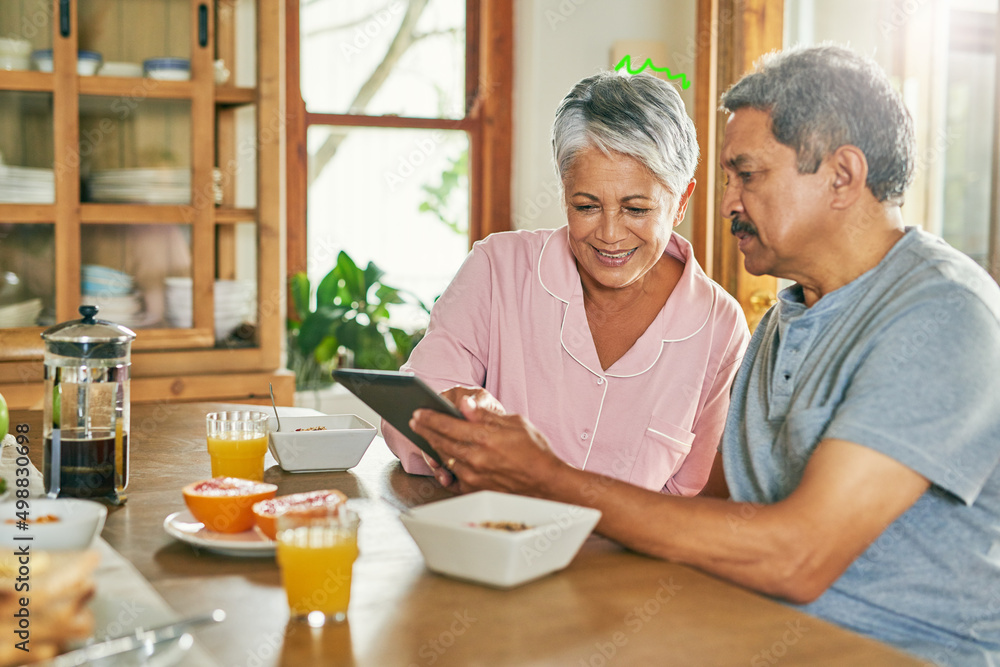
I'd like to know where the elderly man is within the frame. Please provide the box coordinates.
[410,45,1000,665]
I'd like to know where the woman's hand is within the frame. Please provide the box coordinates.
[411,396,566,496]
[440,386,505,416]
[420,386,506,490]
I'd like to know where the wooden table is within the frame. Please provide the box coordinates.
[16,403,926,666]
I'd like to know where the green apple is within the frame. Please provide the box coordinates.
[0,391,8,438]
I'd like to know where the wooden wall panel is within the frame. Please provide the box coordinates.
[695,0,781,330]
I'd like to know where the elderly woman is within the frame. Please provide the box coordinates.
[384,71,749,495]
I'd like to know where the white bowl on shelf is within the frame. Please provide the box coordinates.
[30,49,102,75]
[0,54,29,71]
[144,57,190,81]
[77,50,102,76]
[31,49,52,72]
[399,491,601,588]
[0,37,31,58]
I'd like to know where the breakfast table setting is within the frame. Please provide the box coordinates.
[5,399,930,667]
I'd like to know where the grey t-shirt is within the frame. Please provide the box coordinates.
[722,228,1000,665]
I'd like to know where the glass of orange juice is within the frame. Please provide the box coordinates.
[205,411,270,481]
[276,507,360,625]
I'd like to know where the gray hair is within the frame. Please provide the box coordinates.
[720,44,915,205]
[551,71,699,196]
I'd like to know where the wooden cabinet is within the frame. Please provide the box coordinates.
[0,0,292,409]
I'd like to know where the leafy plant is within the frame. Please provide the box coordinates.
[419,148,468,236]
[287,251,430,391]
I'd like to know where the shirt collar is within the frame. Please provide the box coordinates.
[537,226,718,377]
[777,226,922,320]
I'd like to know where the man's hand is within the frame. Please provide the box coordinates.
[412,396,567,496]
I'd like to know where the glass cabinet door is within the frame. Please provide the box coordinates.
[0,90,54,203]
[0,1,52,71]
[0,223,54,328]
[78,0,191,78]
[0,0,276,371]
[79,96,192,204]
[80,223,193,331]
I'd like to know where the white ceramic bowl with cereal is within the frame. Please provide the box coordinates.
[0,498,107,551]
[267,414,377,472]
[399,490,602,588]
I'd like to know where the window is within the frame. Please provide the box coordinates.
[784,0,1000,281]
[286,0,512,311]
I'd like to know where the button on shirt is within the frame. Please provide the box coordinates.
[384,227,749,495]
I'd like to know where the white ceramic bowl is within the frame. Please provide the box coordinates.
[144,58,191,81]
[267,414,377,472]
[0,498,107,551]
[0,54,29,71]
[31,50,52,72]
[399,490,602,588]
[0,37,31,57]
[77,51,101,76]
[29,49,102,75]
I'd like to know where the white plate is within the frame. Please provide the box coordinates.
[163,510,275,557]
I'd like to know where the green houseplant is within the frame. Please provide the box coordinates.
[288,251,430,391]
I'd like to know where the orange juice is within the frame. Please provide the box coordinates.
[207,434,268,481]
[277,526,358,621]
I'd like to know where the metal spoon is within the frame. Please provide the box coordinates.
[269,382,281,432]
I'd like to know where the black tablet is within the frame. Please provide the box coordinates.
[332,368,464,468]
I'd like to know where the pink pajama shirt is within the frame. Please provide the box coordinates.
[384,226,749,495]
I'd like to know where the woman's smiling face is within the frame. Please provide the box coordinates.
[563,147,692,292]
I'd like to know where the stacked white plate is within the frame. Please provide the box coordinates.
[81,265,149,328]
[85,293,148,328]
[0,298,42,328]
[0,164,55,203]
[88,167,190,205]
[164,277,255,341]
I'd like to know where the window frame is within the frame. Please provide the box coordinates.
[284,0,513,278]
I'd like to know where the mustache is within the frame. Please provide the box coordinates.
[730,216,757,237]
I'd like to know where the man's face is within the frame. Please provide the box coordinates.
[719,108,830,279]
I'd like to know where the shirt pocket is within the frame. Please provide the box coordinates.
[628,417,696,492]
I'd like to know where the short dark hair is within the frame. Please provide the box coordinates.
[720,44,915,205]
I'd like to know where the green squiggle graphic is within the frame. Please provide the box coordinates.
[614,55,690,90]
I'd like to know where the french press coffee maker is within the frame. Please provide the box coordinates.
[41,305,135,504]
